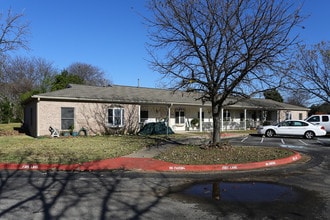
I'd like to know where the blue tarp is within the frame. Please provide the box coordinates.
[138,122,174,135]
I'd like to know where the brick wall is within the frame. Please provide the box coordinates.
[37,100,139,137]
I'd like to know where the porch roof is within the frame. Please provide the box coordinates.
[31,84,309,111]
[226,98,309,111]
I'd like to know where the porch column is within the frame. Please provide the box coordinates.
[244,109,247,130]
[167,104,172,128]
[199,107,203,132]
[221,108,224,131]
[138,105,141,124]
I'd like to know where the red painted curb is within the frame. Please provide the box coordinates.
[0,151,301,172]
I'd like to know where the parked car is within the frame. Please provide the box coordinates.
[257,120,326,139]
[305,115,330,133]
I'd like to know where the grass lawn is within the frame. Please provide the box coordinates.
[155,145,294,165]
[0,123,294,165]
[0,135,154,164]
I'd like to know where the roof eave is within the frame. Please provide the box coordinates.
[31,95,210,107]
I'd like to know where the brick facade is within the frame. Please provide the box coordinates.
[25,100,139,137]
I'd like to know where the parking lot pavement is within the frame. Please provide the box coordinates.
[0,134,329,219]
[228,134,330,152]
[317,137,330,146]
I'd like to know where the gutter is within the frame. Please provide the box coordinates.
[31,95,211,107]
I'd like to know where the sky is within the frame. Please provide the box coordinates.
[1,0,330,88]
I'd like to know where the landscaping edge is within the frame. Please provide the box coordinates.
[0,150,301,172]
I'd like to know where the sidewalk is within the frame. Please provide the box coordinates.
[0,133,302,172]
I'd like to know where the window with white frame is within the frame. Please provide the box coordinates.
[108,108,125,127]
[175,109,185,124]
[285,111,292,120]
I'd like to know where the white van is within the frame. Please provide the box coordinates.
[305,115,330,133]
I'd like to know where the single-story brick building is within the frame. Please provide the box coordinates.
[23,84,309,137]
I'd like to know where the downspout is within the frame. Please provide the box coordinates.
[199,107,203,132]
[138,105,141,129]
[36,97,40,137]
[244,109,247,130]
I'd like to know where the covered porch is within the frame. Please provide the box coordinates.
[138,104,281,132]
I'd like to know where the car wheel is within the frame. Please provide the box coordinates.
[304,131,315,139]
[265,129,275,137]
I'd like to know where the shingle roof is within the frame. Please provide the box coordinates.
[32,84,205,105]
[31,84,309,111]
[229,98,309,111]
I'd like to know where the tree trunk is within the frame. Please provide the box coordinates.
[212,182,221,200]
[212,103,221,144]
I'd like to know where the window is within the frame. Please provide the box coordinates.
[307,116,320,123]
[292,121,307,126]
[197,112,204,122]
[299,113,303,120]
[108,108,124,127]
[280,121,290,126]
[240,112,244,121]
[322,115,329,122]
[140,110,148,123]
[61,107,74,130]
[223,110,230,121]
[285,112,292,120]
[175,110,185,124]
[252,112,256,120]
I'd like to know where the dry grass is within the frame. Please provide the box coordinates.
[0,123,21,136]
[0,135,154,164]
[0,123,293,166]
[155,145,294,165]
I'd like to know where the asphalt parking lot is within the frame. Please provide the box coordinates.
[231,134,330,150]
[169,134,330,219]
[0,135,329,219]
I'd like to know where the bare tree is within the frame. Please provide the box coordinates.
[146,0,303,143]
[286,41,330,105]
[80,103,139,135]
[0,8,30,94]
[0,9,30,55]
[67,62,111,86]
[1,56,56,96]
[1,56,56,120]
[285,90,309,107]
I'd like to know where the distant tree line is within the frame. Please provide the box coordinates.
[0,56,111,123]
[2,3,330,128]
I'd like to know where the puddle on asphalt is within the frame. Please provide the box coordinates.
[181,181,300,203]
[174,181,326,219]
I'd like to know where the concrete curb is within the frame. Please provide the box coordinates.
[0,151,301,172]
